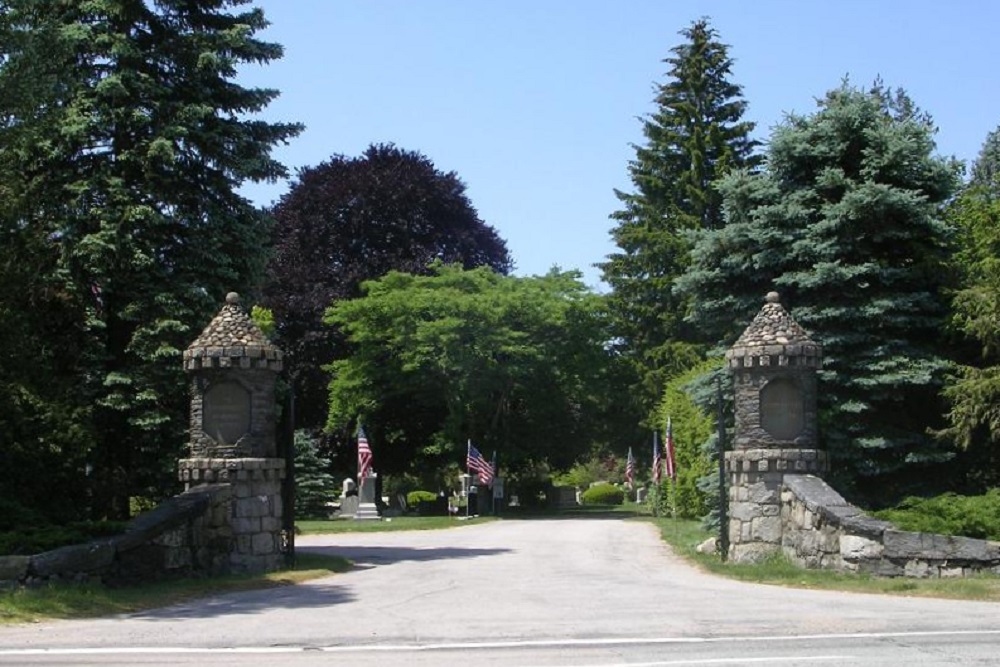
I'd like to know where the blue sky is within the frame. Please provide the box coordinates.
[239,1,1000,290]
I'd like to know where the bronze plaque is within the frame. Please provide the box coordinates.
[203,381,251,445]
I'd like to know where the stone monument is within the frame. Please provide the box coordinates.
[178,292,285,573]
[354,473,380,520]
[724,291,824,563]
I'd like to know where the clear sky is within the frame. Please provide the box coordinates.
[239,1,1000,291]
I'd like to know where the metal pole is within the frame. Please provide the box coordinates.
[716,375,728,562]
[282,383,296,567]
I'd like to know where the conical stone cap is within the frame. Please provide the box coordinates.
[725,292,821,369]
[183,292,283,371]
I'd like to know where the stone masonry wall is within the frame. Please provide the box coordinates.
[781,475,1000,577]
[179,457,285,573]
[0,484,232,589]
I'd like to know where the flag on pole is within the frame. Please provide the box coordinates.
[357,425,373,480]
[652,430,662,484]
[467,441,494,486]
[665,417,677,481]
[625,447,635,487]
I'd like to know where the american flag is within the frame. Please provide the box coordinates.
[357,425,373,480]
[467,441,494,486]
[625,447,635,487]
[665,417,677,481]
[652,430,662,484]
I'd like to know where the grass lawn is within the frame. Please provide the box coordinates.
[297,514,496,534]
[0,552,350,625]
[651,515,1000,602]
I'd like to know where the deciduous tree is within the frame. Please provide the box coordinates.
[261,144,512,432]
[324,264,622,479]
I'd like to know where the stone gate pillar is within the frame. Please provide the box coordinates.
[724,292,824,562]
[178,292,285,573]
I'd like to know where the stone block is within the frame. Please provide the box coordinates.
[747,482,778,504]
[30,541,116,577]
[0,556,30,581]
[231,517,260,533]
[730,501,762,522]
[751,516,782,543]
[252,533,275,555]
[840,535,883,560]
[730,542,778,564]
[904,559,932,578]
[884,530,998,560]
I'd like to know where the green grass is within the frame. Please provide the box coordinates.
[651,516,1000,602]
[0,552,350,625]
[297,514,497,533]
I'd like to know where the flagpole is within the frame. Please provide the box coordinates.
[466,439,471,519]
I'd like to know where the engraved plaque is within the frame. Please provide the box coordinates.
[203,381,251,445]
[760,378,803,440]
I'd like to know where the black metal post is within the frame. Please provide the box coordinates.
[282,385,296,567]
[716,375,729,562]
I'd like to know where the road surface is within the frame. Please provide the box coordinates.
[0,518,997,665]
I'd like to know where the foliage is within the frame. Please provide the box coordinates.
[970,125,1000,192]
[599,18,760,419]
[261,144,512,431]
[0,0,300,519]
[406,490,438,506]
[678,81,961,505]
[250,306,277,339]
[324,263,624,481]
[553,454,622,488]
[294,430,338,519]
[0,521,126,556]
[652,360,719,518]
[580,483,625,506]
[873,490,1000,540]
[937,168,1000,490]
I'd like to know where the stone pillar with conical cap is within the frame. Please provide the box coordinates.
[723,291,825,562]
[178,292,286,573]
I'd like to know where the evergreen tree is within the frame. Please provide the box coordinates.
[678,82,960,505]
[261,144,512,432]
[599,18,759,419]
[938,136,1000,490]
[293,430,338,519]
[0,0,301,519]
[970,125,1000,192]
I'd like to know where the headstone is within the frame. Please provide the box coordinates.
[636,487,647,504]
[354,473,380,520]
[340,495,359,518]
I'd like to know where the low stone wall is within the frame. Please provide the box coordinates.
[0,484,231,588]
[781,475,1000,577]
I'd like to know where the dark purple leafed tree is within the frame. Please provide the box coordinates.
[262,143,512,431]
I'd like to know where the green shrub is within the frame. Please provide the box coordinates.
[0,498,45,532]
[0,520,126,556]
[873,490,1000,540]
[406,490,438,506]
[580,483,625,506]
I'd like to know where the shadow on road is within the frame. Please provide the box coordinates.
[128,581,356,620]
[299,544,510,568]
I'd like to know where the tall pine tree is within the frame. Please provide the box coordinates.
[0,0,301,519]
[678,82,960,506]
[599,18,759,419]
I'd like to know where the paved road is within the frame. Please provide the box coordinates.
[1,518,998,665]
